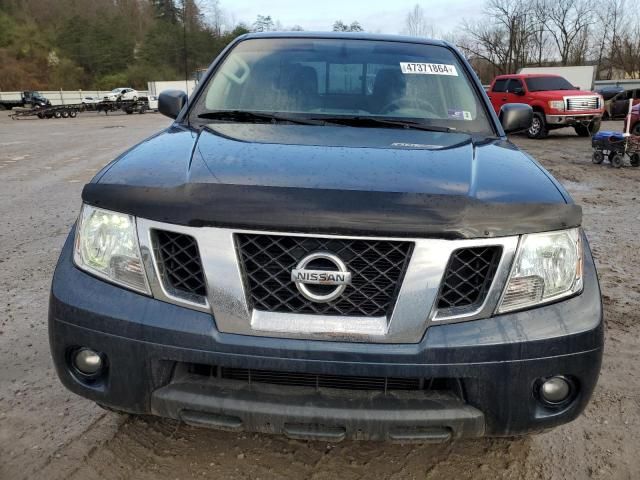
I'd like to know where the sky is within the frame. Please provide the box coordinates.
[220,0,485,37]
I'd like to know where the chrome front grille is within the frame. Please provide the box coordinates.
[565,96,600,111]
[137,218,519,343]
[235,233,413,317]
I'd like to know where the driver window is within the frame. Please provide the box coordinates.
[506,79,523,93]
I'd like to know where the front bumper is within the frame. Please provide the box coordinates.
[546,113,602,127]
[49,232,604,441]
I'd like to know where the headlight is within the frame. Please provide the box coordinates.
[74,205,150,294]
[498,228,582,313]
[548,100,565,111]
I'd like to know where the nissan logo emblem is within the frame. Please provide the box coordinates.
[291,252,352,303]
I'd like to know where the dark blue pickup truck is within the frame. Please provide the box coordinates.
[49,32,602,442]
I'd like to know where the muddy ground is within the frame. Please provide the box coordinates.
[0,112,638,480]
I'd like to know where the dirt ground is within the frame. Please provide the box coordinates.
[0,112,638,480]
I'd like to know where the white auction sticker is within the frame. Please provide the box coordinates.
[400,62,458,76]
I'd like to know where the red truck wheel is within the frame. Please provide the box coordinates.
[527,113,548,139]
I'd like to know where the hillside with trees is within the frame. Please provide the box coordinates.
[1,0,638,91]
[0,0,250,90]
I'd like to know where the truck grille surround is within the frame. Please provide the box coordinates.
[565,96,600,111]
[149,227,513,331]
[235,234,413,317]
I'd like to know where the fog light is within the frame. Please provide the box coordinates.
[539,376,571,404]
[72,348,103,376]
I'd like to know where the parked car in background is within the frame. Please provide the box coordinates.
[81,96,102,105]
[596,86,624,102]
[103,88,139,102]
[488,74,604,139]
[603,89,640,120]
[625,103,640,136]
[147,95,159,111]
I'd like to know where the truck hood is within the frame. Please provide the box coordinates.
[84,124,580,238]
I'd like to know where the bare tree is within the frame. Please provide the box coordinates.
[613,10,640,78]
[535,0,595,66]
[205,0,225,35]
[403,4,435,38]
[459,0,539,75]
[253,14,274,32]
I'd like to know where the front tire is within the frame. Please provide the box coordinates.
[610,153,624,168]
[630,154,640,167]
[592,151,605,164]
[527,112,548,139]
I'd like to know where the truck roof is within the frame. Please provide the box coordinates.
[240,31,448,47]
[494,73,563,80]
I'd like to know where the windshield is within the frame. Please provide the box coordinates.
[525,76,575,92]
[191,38,493,135]
[111,88,122,93]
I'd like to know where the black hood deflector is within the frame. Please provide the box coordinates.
[83,182,581,239]
[84,124,580,239]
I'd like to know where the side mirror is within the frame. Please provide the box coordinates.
[512,87,525,96]
[159,90,188,119]
[499,103,533,134]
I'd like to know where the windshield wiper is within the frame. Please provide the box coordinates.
[310,116,455,133]
[197,110,324,126]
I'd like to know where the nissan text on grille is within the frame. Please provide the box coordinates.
[49,32,603,442]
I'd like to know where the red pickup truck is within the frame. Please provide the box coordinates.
[488,74,604,139]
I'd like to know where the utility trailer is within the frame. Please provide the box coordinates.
[9,98,150,120]
[10,104,82,120]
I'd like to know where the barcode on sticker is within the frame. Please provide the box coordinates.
[400,63,458,76]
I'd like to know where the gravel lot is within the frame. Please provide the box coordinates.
[1,112,639,480]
